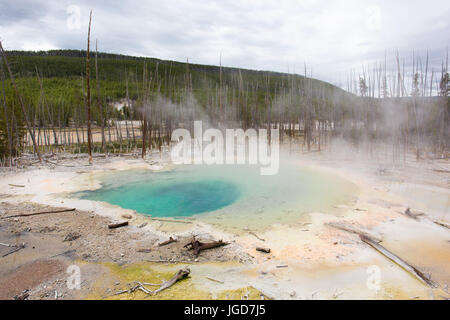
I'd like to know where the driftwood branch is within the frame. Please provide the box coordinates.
[399,209,450,230]
[328,223,438,288]
[183,238,229,256]
[256,247,271,253]
[249,231,265,242]
[112,268,190,297]
[205,276,224,284]
[108,221,128,229]
[158,236,178,246]
[359,234,437,287]
[432,220,450,230]
[327,222,382,243]
[1,208,75,219]
[153,268,190,294]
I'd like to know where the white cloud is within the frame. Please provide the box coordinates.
[0,0,448,85]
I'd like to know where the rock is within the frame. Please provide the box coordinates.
[290,290,296,297]
[63,232,81,242]
[121,214,132,219]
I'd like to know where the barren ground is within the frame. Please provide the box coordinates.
[0,144,449,300]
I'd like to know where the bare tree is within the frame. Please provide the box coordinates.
[86,10,93,164]
[0,41,42,162]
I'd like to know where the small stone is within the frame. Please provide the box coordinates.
[63,232,81,242]
[120,253,125,257]
[290,291,296,297]
[121,214,132,219]
[194,258,199,262]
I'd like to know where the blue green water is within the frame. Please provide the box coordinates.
[75,162,358,227]
[76,167,243,217]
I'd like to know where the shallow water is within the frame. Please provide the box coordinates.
[79,175,241,217]
[76,161,358,231]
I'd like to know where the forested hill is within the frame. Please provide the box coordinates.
[4,49,345,96]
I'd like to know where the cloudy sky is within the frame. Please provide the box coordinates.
[1,0,449,84]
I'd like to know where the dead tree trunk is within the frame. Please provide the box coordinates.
[1,57,13,158]
[0,41,42,163]
[95,40,105,149]
[183,238,228,257]
[86,11,93,164]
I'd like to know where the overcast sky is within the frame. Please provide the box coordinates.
[1,0,449,85]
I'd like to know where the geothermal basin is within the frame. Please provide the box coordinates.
[76,161,358,232]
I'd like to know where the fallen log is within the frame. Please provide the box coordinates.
[326,222,382,243]
[359,234,437,288]
[158,236,177,247]
[256,247,271,254]
[432,220,450,230]
[328,223,438,288]
[183,238,229,257]
[1,208,75,219]
[108,221,128,229]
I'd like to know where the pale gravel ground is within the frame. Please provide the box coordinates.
[0,144,449,300]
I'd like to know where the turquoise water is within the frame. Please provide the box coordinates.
[77,168,242,217]
[75,162,358,228]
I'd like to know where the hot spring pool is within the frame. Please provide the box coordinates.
[75,162,358,230]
